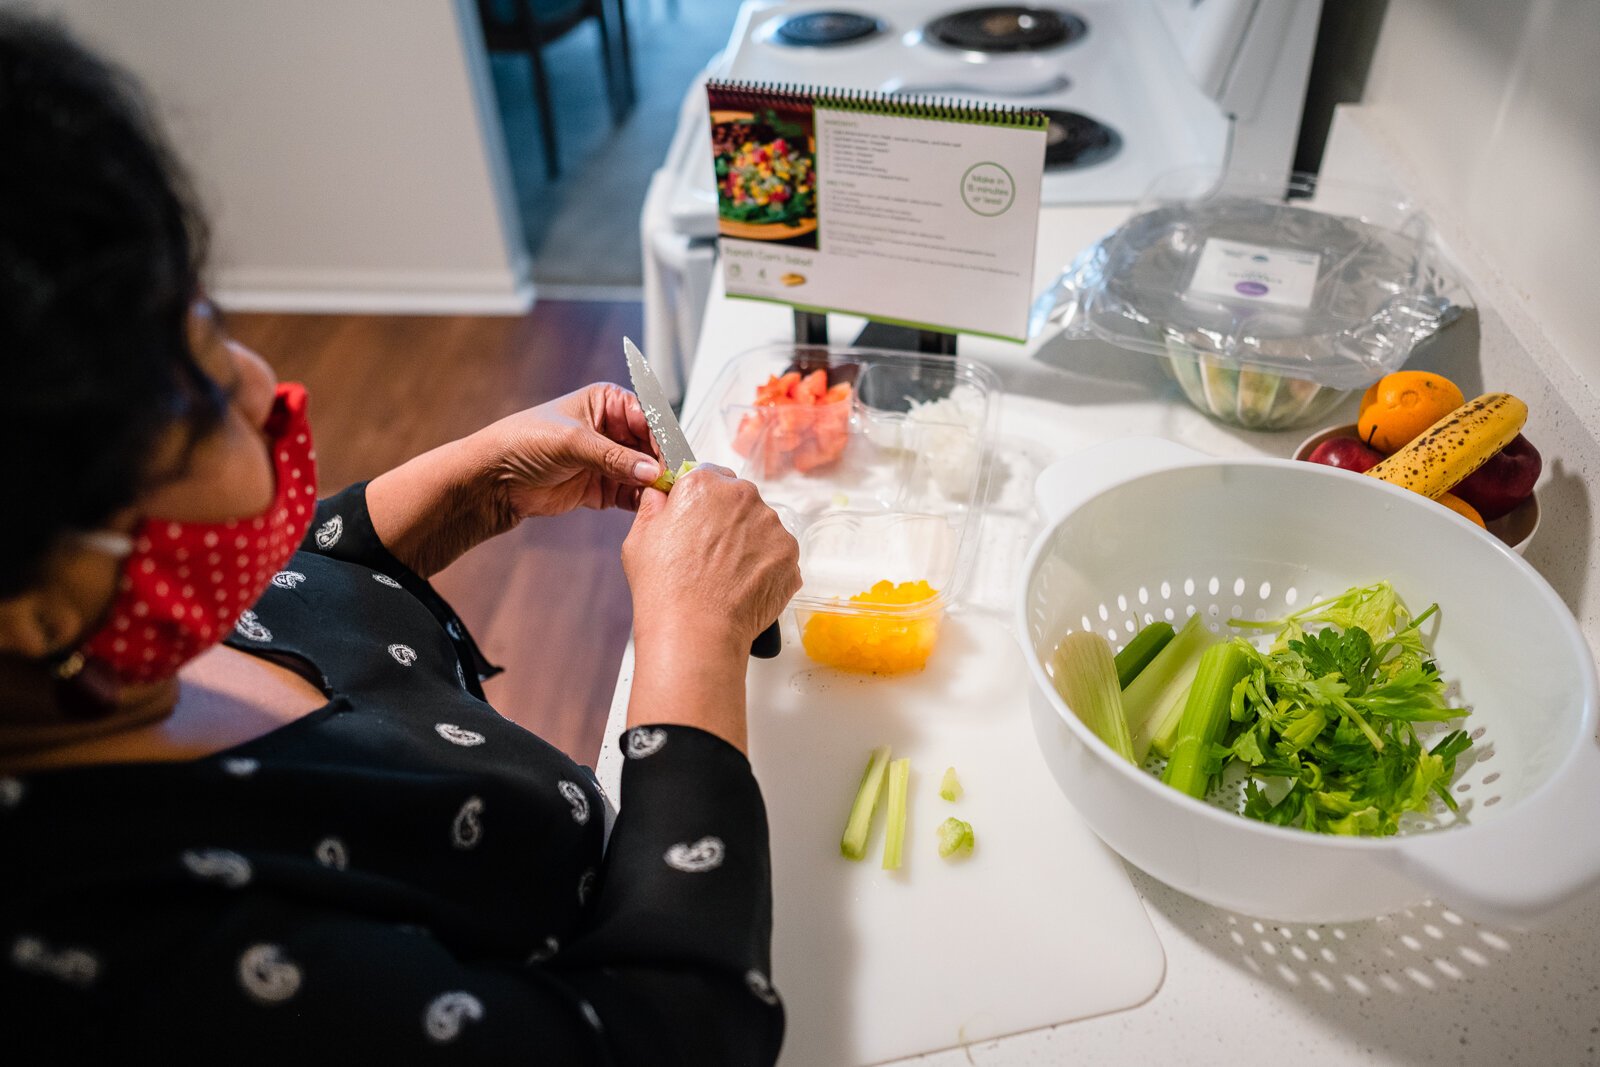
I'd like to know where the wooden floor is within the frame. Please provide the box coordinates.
[225,302,642,764]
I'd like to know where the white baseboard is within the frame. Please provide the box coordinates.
[211,266,535,316]
[532,284,646,302]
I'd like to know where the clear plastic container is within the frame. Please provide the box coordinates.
[686,344,999,672]
[1031,171,1463,431]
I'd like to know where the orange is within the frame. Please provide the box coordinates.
[1435,492,1486,528]
[1357,371,1465,453]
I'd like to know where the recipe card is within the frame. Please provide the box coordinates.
[707,81,1047,342]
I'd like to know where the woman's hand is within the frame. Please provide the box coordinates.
[368,384,662,577]
[486,383,661,518]
[621,466,802,753]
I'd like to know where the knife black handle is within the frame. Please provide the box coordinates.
[751,620,781,659]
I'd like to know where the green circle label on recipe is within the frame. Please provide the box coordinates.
[961,162,1015,217]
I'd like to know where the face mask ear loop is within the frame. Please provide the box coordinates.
[74,531,136,559]
[49,650,87,680]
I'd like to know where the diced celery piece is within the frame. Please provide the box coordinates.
[938,767,963,802]
[1162,643,1252,798]
[1049,631,1136,763]
[1123,615,1216,762]
[937,816,975,860]
[1115,620,1174,688]
[840,745,891,860]
[882,758,911,870]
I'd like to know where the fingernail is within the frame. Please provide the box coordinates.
[633,460,659,483]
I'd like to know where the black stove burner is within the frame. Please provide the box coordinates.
[1042,110,1121,170]
[926,6,1087,53]
[771,11,885,47]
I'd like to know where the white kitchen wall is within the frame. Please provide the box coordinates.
[32,0,531,313]
[1356,0,1598,392]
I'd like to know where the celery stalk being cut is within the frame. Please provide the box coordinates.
[1049,631,1136,763]
[882,758,911,870]
[840,745,891,860]
[1115,620,1174,689]
[650,460,698,493]
[1162,642,1251,798]
[1123,615,1216,761]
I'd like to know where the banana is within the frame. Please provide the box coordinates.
[1365,392,1528,499]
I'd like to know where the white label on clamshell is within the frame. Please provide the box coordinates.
[1187,238,1321,309]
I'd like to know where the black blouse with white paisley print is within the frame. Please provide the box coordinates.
[1,484,783,1064]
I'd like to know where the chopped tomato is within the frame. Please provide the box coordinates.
[732,371,854,475]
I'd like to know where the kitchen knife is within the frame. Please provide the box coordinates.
[624,337,782,659]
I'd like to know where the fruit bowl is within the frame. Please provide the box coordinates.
[1294,423,1540,554]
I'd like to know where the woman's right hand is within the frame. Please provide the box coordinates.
[621,466,799,753]
[622,466,801,658]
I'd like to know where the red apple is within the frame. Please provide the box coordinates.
[1452,434,1541,520]
[1306,436,1385,473]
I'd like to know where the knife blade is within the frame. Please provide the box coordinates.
[624,337,695,473]
[623,336,781,659]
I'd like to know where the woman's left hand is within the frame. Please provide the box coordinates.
[488,383,662,518]
[368,383,662,577]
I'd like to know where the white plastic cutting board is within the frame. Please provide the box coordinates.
[749,612,1165,1066]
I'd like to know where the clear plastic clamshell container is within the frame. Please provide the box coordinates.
[686,344,998,672]
[1032,170,1463,431]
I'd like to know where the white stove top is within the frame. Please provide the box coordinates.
[668,0,1231,234]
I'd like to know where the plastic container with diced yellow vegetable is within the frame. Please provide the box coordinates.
[685,344,998,673]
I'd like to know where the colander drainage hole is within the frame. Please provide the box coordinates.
[1208,576,1221,595]
[1233,577,1246,596]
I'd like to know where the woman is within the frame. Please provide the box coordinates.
[0,14,800,1063]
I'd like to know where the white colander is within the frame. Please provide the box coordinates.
[1020,438,1600,925]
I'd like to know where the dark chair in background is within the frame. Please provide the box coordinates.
[476,0,636,180]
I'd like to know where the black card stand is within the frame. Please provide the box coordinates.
[787,311,959,406]
[792,308,959,360]
[793,309,829,346]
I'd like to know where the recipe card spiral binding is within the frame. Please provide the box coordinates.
[705,80,1048,131]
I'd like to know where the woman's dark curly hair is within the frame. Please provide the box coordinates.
[0,11,226,597]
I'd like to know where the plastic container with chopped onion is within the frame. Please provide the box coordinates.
[687,345,998,673]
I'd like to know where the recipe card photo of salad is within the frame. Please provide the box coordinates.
[709,87,818,248]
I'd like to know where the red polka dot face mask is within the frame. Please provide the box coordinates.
[79,383,318,685]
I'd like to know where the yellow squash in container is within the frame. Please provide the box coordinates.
[801,580,941,674]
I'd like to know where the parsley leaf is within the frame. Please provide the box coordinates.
[1218,582,1472,836]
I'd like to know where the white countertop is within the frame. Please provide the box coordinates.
[603,107,1600,1065]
